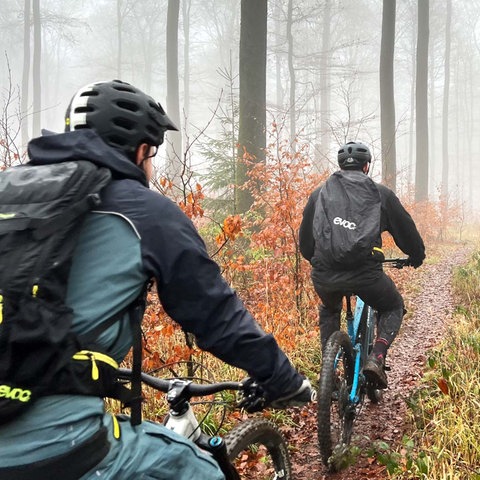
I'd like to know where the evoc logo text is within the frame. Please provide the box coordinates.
[0,385,32,402]
[333,217,357,230]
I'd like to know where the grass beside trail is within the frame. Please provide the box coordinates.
[385,247,480,480]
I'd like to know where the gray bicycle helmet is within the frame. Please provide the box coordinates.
[65,79,178,161]
[337,141,372,169]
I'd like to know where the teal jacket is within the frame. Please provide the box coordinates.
[0,130,303,467]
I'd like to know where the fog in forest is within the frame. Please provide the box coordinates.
[1,0,479,218]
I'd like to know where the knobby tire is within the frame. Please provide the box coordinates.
[317,330,355,471]
[225,418,292,480]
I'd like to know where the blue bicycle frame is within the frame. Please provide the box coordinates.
[345,296,375,403]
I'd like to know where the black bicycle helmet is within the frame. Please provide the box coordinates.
[65,79,178,161]
[337,141,372,169]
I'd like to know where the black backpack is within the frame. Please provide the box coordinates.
[0,160,143,426]
[312,170,382,268]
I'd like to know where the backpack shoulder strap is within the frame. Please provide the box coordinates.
[77,282,150,426]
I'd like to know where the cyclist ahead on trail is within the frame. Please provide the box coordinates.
[0,80,312,480]
[299,141,425,389]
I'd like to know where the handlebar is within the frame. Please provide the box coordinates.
[117,369,312,414]
[382,257,410,269]
[117,368,244,399]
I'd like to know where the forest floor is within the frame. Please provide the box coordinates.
[286,243,473,480]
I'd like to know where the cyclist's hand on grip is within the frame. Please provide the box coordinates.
[407,256,423,269]
[239,377,315,413]
[269,378,315,409]
[238,377,267,413]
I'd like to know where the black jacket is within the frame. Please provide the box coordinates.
[28,129,303,401]
[299,171,425,284]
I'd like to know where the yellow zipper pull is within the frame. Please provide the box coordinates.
[111,414,121,439]
[0,295,3,325]
[90,354,99,380]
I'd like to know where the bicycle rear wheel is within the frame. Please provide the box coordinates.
[317,330,355,471]
[225,418,292,480]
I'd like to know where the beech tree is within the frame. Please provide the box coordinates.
[166,0,182,184]
[21,0,31,147]
[318,0,332,172]
[380,0,397,191]
[32,0,41,138]
[415,0,429,202]
[441,0,452,204]
[236,0,267,214]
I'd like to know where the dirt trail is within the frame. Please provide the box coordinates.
[288,244,472,480]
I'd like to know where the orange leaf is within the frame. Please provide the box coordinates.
[438,377,449,395]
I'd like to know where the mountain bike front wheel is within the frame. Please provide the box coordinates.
[317,330,355,471]
[225,418,292,480]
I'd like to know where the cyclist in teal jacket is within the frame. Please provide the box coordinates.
[0,80,312,479]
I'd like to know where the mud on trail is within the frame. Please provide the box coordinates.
[285,244,472,480]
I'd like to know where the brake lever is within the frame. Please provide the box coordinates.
[237,378,267,413]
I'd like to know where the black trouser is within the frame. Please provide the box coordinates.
[313,271,405,353]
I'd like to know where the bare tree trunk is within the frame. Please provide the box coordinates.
[182,0,191,122]
[408,6,416,188]
[21,0,31,147]
[32,0,41,138]
[441,0,451,204]
[274,1,284,111]
[166,0,183,184]
[318,0,331,171]
[466,58,473,214]
[236,0,267,214]
[415,0,429,202]
[428,26,435,196]
[286,0,296,150]
[117,0,123,78]
[380,0,397,191]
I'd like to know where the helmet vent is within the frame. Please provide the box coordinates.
[113,84,136,94]
[113,117,135,131]
[80,90,99,97]
[73,106,94,114]
[150,101,166,114]
[117,100,139,112]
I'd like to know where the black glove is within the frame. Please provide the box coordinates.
[407,256,423,268]
[268,379,316,409]
[238,378,315,413]
[238,378,267,413]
